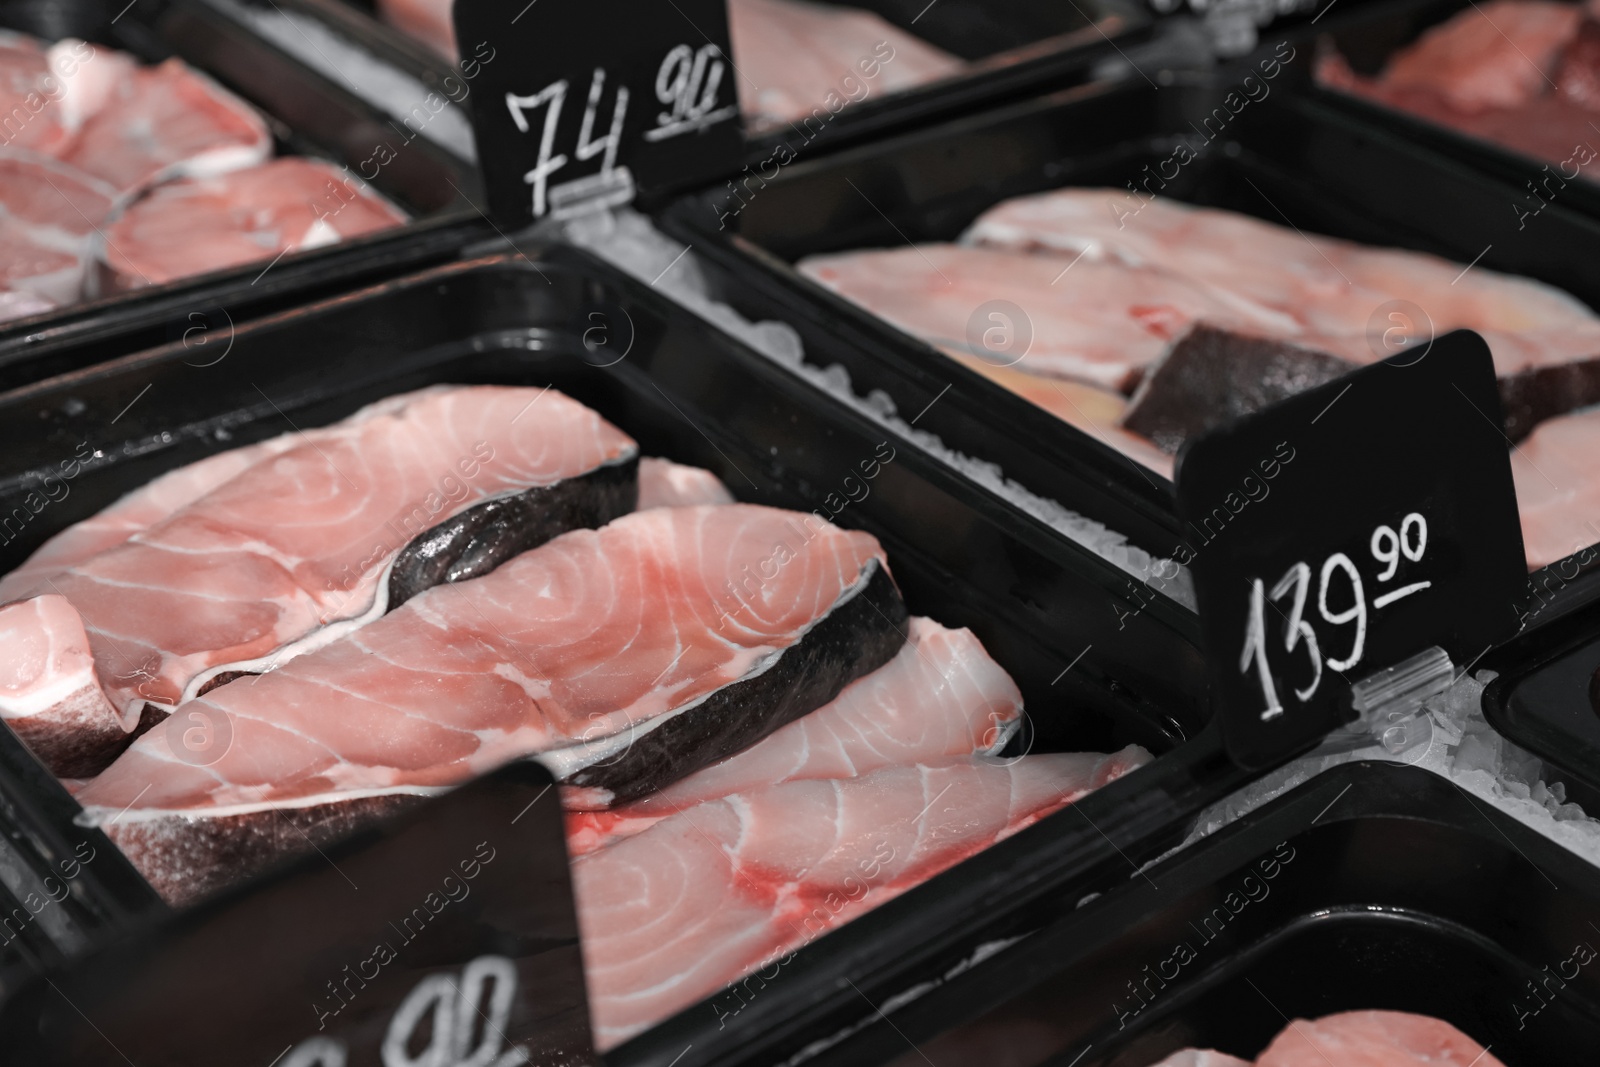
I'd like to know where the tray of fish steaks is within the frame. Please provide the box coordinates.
[0,0,487,389]
[0,237,1273,1065]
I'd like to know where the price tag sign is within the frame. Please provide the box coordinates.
[0,763,595,1066]
[1175,331,1527,769]
[454,0,744,227]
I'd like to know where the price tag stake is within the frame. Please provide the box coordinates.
[1176,331,1526,768]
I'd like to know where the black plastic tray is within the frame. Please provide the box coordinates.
[795,759,1600,1067]
[0,244,1253,1066]
[0,0,488,389]
[296,0,1156,175]
[661,72,1600,628]
[1484,597,1600,798]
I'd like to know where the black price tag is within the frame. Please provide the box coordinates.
[1175,332,1527,769]
[1,763,595,1066]
[454,0,744,226]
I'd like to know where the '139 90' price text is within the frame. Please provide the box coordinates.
[1240,512,1431,721]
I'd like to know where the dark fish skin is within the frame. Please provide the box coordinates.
[1120,325,1357,453]
[1498,359,1600,443]
[106,794,424,908]
[387,455,640,609]
[563,562,910,808]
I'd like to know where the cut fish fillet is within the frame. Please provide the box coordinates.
[637,457,736,509]
[0,595,117,777]
[564,615,1024,854]
[1380,0,1581,112]
[576,748,1151,1048]
[0,451,724,603]
[0,436,301,603]
[0,287,52,321]
[77,504,905,904]
[1254,1010,1504,1067]
[0,31,71,155]
[0,152,116,240]
[60,57,270,193]
[800,244,1276,392]
[99,158,407,291]
[376,0,457,60]
[964,188,1600,377]
[1510,404,1600,569]
[729,0,963,128]
[946,351,1175,479]
[1147,1052,1251,1067]
[0,386,637,774]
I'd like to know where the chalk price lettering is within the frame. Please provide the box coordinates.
[504,43,735,219]
[1240,512,1431,721]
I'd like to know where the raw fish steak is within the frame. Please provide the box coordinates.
[0,386,638,774]
[99,158,407,290]
[1510,404,1600,568]
[0,435,302,602]
[1254,1010,1504,1067]
[375,0,457,60]
[1379,0,1581,112]
[799,244,1275,392]
[637,457,736,508]
[60,57,270,192]
[945,350,1176,479]
[575,748,1151,1047]
[0,287,52,321]
[0,451,722,603]
[0,149,116,306]
[77,504,905,904]
[0,595,117,776]
[1147,1053,1250,1067]
[565,615,1024,854]
[729,0,963,127]
[964,188,1600,375]
[0,31,71,155]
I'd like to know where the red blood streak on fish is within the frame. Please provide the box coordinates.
[564,615,1024,854]
[574,749,1150,1048]
[2,386,636,726]
[99,158,407,290]
[728,0,963,129]
[59,58,270,193]
[1254,1011,1504,1067]
[74,504,888,818]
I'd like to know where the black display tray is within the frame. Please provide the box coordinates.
[661,72,1600,627]
[293,0,1156,176]
[1484,598,1600,799]
[0,0,488,390]
[0,245,1247,1065]
[799,759,1600,1067]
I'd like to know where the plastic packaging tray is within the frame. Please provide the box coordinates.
[0,242,1259,1065]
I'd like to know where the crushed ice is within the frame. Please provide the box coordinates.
[1168,670,1600,869]
[563,208,1197,609]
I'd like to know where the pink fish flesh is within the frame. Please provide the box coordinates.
[0,386,638,774]
[99,158,407,291]
[1254,1011,1505,1067]
[75,504,904,904]
[565,614,1024,854]
[575,748,1151,1048]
